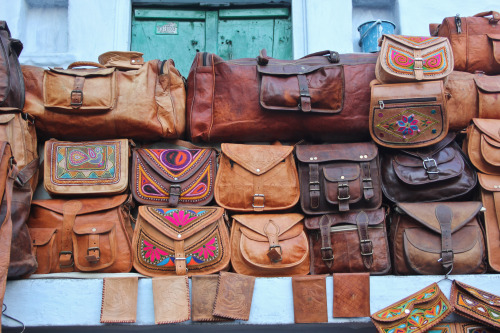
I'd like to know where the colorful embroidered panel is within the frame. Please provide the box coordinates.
[455,290,500,325]
[146,207,217,235]
[429,323,494,333]
[375,284,438,320]
[142,149,209,180]
[385,45,450,77]
[393,36,442,47]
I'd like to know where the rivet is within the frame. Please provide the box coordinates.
[360,155,364,159]
[310,157,314,161]
[314,157,318,160]
[404,309,410,314]
[131,60,136,63]
[174,177,178,180]
[256,168,260,172]
[301,66,305,70]
[91,228,96,232]
[341,176,345,180]
[364,155,368,158]
[495,185,499,189]
[177,234,181,238]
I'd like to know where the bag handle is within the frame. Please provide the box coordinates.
[257,49,340,65]
[67,61,107,69]
[473,11,500,23]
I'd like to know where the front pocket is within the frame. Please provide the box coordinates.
[72,219,116,271]
[323,163,362,206]
[29,227,57,274]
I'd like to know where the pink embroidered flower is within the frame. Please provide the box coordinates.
[164,210,198,228]
[192,238,217,259]
[397,114,419,136]
[143,240,168,262]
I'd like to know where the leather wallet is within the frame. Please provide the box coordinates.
[100,277,138,323]
[333,273,370,318]
[152,276,191,324]
[191,275,231,322]
[292,275,328,323]
[213,272,256,321]
[431,323,496,332]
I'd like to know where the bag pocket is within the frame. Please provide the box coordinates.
[475,75,500,119]
[323,163,363,207]
[29,227,57,274]
[488,34,500,65]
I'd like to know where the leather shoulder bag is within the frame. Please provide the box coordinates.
[390,201,487,275]
[230,213,310,277]
[132,205,230,276]
[0,21,24,111]
[463,118,500,175]
[478,172,500,272]
[296,142,381,215]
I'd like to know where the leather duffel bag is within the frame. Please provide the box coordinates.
[463,118,500,175]
[390,201,487,275]
[187,50,377,142]
[0,21,24,111]
[478,173,500,272]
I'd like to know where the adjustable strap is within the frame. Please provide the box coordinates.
[168,185,181,207]
[309,164,320,210]
[413,49,424,80]
[337,181,350,212]
[174,240,187,275]
[60,200,82,271]
[297,74,311,112]
[85,234,100,263]
[436,205,454,274]
[319,215,334,268]
[71,76,85,107]
[15,158,39,187]
[360,162,374,200]
[423,157,439,180]
[356,211,373,269]
[264,220,282,263]
[493,192,500,232]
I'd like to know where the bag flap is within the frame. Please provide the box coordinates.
[31,194,129,216]
[473,118,500,142]
[481,135,500,167]
[232,213,304,240]
[405,224,479,254]
[393,146,456,168]
[382,34,448,49]
[478,173,500,192]
[296,142,378,163]
[474,76,500,93]
[29,228,57,246]
[221,143,293,176]
[396,202,482,233]
[488,34,500,65]
[138,205,223,241]
[0,114,15,124]
[73,218,115,235]
[454,280,500,307]
[47,66,115,77]
[323,163,360,182]
[305,208,385,229]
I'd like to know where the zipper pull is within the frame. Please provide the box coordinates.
[379,100,385,110]
[455,14,462,34]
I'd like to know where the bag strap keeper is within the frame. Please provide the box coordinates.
[319,215,334,268]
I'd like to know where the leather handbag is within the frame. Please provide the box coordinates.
[43,138,129,197]
[27,194,134,273]
[132,205,230,276]
[214,143,300,212]
[0,21,24,111]
[187,50,378,143]
[230,213,310,277]
[432,11,500,75]
[131,144,217,207]
[305,208,391,275]
[369,80,448,148]
[390,201,487,275]
[380,133,477,203]
[296,142,381,215]
[478,173,500,272]
[375,35,453,83]
[463,118,500,175]
[22,53,185,141]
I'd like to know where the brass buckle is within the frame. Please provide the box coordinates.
[70,90,83,107]
[87,247,101,260]
[360,239,373,256]
[423,157,439,174]
[268,245,283,263]
[320,247,334,261]
[337,183,350,200]
[252,194,265,208]
[59,251,74,268]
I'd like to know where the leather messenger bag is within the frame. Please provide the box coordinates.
[187,50,377,142]
[478,173,500,272]
[463,118,500,175]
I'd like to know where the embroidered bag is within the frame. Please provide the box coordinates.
[371,283,452,333]
[132,205,230,277]
[478,173,500,272]
[463,118,500,175]
[44,138,129,197]
[369,80,448,148]
[375,35,453,83]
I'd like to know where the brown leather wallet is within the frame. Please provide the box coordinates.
[333,273,370,318]
[100,277,138,323]
[213,272,256,321]
[191,275,231,322]
[152,276,190,324]
[292,275,328,323]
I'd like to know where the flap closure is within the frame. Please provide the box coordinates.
[0,114,15,124]
[474,76,500,93]
[29,228,57,246]
[454,280,500,306]
[405,225,479,254]
[221,143,293,176]
[73,218,115,235]
[481,135,500,167]
[138,206,223,241]
[305,208,385,229]
[31,194,129,216]
[473,118,500,142]
[296,142,378,163]
[48,66,115,77]
[232,213,304,240]
[488,34,500,65]
[323,163,360,182]
[382,34,447,49]
[396,202,482,234]
[393,147,455,168]
[478,173,500,191]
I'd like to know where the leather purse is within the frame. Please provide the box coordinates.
[296,142,381,215]
[214,143,299,212]
[432,11,500,75]
[380,133,477,203]
[390,201,487,275]
[132,205,230,276]
[464,118,500,175]
[305,208,390,275]
[43,138,129,197]
[478,173,500,272]
[27,194,134,273]
[369,80,448,148]
[230,213,310,277]
[0,21,24,111]
[371,283,452,333]
[376,35,453,83]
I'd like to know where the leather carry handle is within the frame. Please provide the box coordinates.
[67,61,107,69]
[257,49,340,65]
[474,11,500,23]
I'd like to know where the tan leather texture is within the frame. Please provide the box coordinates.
[370,81,448,148]
[0,21,24,111]
[464,118,500,175]
[100,277,138,323]
[44,139,129,197]
[191,275,231,322]
[186,51,378,143]
[478,173,500,272]
[27,194,134,273]
[98,51,145,70]
[444,71,478,131]
[390,201,487,275]
[230,213,310,277]
[213,271,255,321]
[333,273,370,318]
[436,12,500,74]
[296,142,382,214]
[214,143,300,212]
[292,275,328,323]
[376,35,453,83]
[152,276,190,324]
[22,57,185,141]
[475,75,500,119]
[305,208,390,275]
[132,205,230,277]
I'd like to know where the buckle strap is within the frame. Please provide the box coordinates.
[436,205,454,274]
[319,215,334,268]
[423,157,439,180]
[309,163,320,210]
[264,220,282,263]
[360,162,374,200]
[60,200,82,271]
[174,240,187,275]
[297,74,311,112]
[168,185,181,207]
[413,49,424,80]
[71,76,85,107]
[337,182,350,212]
[356,211,373,270]
[85,234,100,263]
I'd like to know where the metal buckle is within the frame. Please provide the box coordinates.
[169,184,181,193]
[438,250,454,263]
[422,157,439,174]
[70,90,83,107]
[59,251,74,268]
[309,180,320,192]
[360,239,373,256]
[337,183,350,200]
[252,194,265,208]
[362,177,373,190]
[87,247,101,259]
[268,245,283,263]
[321,247,334,261]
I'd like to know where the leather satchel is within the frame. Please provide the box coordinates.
[380,133,477,203]
[132,205,230,276]
[44,139,129,197]
[369,80,448,148]
[305,208,390,275]
[432,11,500,75]
[27,194,134,273]
[390,201,487,275]
[463,118,500,175]
[376,35,453,83]
[296,142,381,215]
[478,173,500,272]
[0,21,24,111]
[230,213,310,277]
[187,50,378,143]
[214,143,299,212]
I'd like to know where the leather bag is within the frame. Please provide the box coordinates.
[305,208,390,275]
[44,139,129,197]
[478,172,500,272]
[369,80,448,148]
[27,194,134,273]
[376,35,453,83]
[132,205,230,276]
[0,21,24,111]
[463,118,500,175]
[186,50,378,143]
[296,142,381,215]
[390,201,487,275]
[380,133,477,203]
[432,11,500,75]
[230,213,310,277]
[214,143,299,212]
[22,53,185,141]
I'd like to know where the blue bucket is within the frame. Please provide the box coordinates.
[357,20,396,53]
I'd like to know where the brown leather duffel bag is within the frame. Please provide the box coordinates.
[0,21,24,111]
[187,50,377,142]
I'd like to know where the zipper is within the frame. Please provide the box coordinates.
[455,14,462,34]
[330,225,383,232]
[159,59,167,75]
[378,97,437,110]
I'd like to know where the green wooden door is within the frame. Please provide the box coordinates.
[131,7,292,77]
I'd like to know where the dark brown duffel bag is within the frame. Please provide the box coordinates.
[0,21,24,111]
[187,50,377,142]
